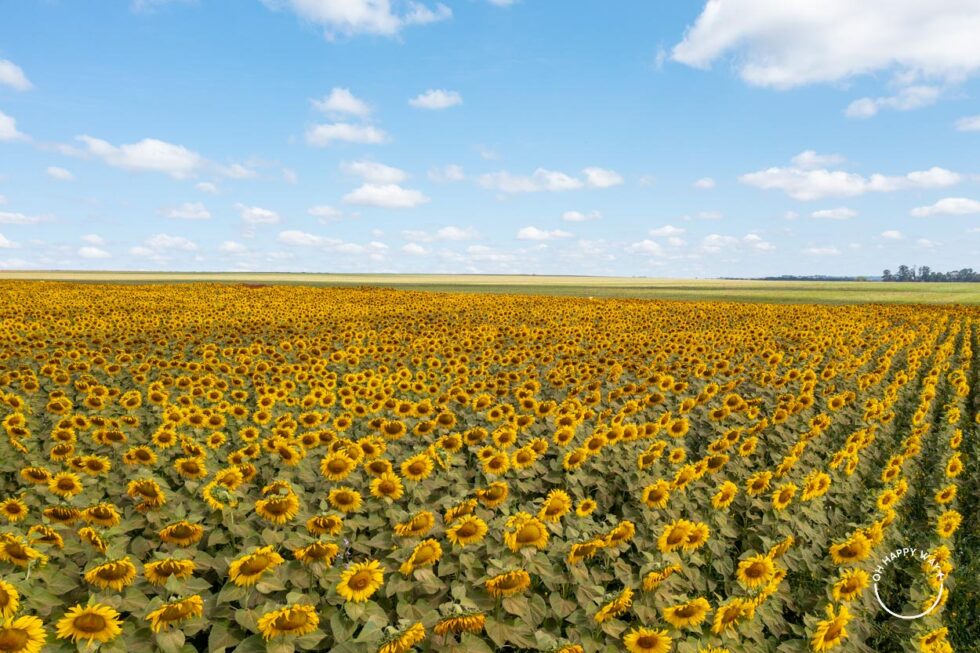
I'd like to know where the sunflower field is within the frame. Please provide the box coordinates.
[0,282,976,653]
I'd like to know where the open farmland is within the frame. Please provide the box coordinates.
[0,282,976,653]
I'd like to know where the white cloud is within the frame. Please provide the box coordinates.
[282,168,298,184]
[219,240,247,254]
[582,167,624,188]
[235,203,281,225]
[305,123,388,146]
[402,243,428,255]
[627,239,664,256]
[46,166,74,181]
[342,183,430,208]
[133,234,198,254]
[742,233,775,251]
[791,150,845,169]
[516,226,572,241]
[402,225,477,242]
[693,210,723,220]
[428,164,465,182]
[269,0,451,38]
[161,202,211,220]
[784,211,799,220]
[700,234,739,253]
[811,207,857,220]
[0,211,49,225]
[562,210,601,222]
[218,163,259,179]
[740,153,961,200]
[476,145,499,160]
[278,230,326,247]
[649,224,686,237]
[844,86,940,118]
[341,160,408,183]
[0,233,19,249]
[693,177,715,189]
[911,197,980,217]
[916,238,940,248]
[308,205,343,221]
[196,182,219,194]
[409,89,462,110]
[0,60,32,91]
[881,230,904,239]
[77,135,203,178]
[78,246,110,259]
[311,88,371,117]
[955,115,980,132]
[802,246,841,256]
[672,2,980,89]
[0,111,27,142]
[82,234,105,246]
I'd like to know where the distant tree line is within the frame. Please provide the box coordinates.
[882,265,979,282]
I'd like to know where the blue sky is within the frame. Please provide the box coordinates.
[0,0,978,277]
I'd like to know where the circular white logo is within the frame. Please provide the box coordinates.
[872,546,944,620]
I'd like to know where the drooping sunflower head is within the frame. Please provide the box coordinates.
[485,570,531,598]
[145,595,204,633]
[84,558,138,591]
[306,513,344,536]
[159,521,205,547]
[228,546,285,587]
[145,558,196,586]
[256,604,319,640]
[662,597,711,629]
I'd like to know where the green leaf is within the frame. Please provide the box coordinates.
[155,629,186,653]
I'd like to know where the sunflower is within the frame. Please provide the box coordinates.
[82,503,121,528]
[370,473,404,501]
[293,541,339,566]
[475,482,509,508]
[832,568,868,603]
[146,595,204,633]
[575,499,597,517]
[56,603,122,644]
[77,527,107,554]
[711,598,752,635]
[605,520,637,547]
[0,498,28,523]
[0,580,20,620]
[563,448,588,470]
[307,514,344,536]
[48,472,83,499]
[159,521,205,547]
[445,515,488,547]
[0,536,47,568]
[336,559,385,602]
[433,612,484,636]
[84,557,138,591]
[256,604,319,640]
[228,546,285,586]
[538,489,572,523]
[642,481,671,509]
[443,499,477,524]
[378,622,426,653]
[657,519,692,554]
[394,511,436,538]
[144,558,196,585]
[801,472,831,501]
[934,484,956,505]
[623,627,671,653]
[0,615,46,653]
[126,478,166,508]
[810,604,851,652]
[19,467,51,485]
[768,535,795,559]
[736,554,775,589]
[504,513,549,552]
[936,510,962,538]
[642,564,681,591]
[772,483,797,511]
[328,487,363,514]
[829,533,871,565]
[745,471,772,496]
[662,597,711,629]
[401,454,434,481]
[320,452,356,481]
[594,587,632,623]
[486,570,531,598]
[255,492,301,524]
[399,539,443,575]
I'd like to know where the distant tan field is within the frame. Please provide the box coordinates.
[0,270,978,304]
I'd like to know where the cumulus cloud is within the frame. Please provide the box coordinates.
[802,246,841,256]
[693,177,715,189]
[341,160,408,183]
[881,230,904,239]
[218,163,259,179]
[672,2,980,89]
[409,89,462,109]
[791,150,845,169]
[561,210,601,222]
[478,167,623,194]
[311,88,371,117]
[911,197,980,217]
[265,0,451,37]
[628,239,664,256]
[196,182,219,194]
[77,135,203,178]
[0,211,50,225]
[402,243,428,255]
[305,123,388,146]
[219,240,247,254]
[342,184,429,208]
[516,226,572,241]
[402,225,477,242]
[582,167,624,188]
[740,152,961,200]
[161,202,211,220]
[0,233,20,249]
[130,234,198,257]
[649,225,685,237]
[0,110,27,142]
[0,60,32,91]
[955,115,980,131]
[46,166,74,181]
[78,246,111,259]
[811,207,857,220]
[235,203,281,225]
[308,205,343,221]
[844,86,941,118]
[428,164,465,182]
[276,230,389,260]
